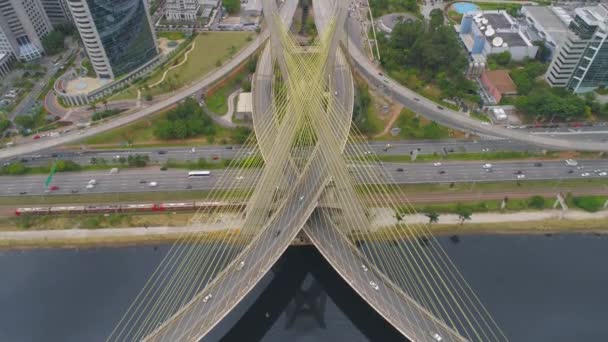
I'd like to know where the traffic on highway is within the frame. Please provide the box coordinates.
[1,159,606,197]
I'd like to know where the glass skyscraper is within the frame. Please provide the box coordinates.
[545,4,608,93]
[67,0,158,79]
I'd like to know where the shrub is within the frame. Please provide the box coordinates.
[572,196,605,212]
[528,196,546,210]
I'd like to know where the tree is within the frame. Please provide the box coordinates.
[425,211,439,224]
[0,119,10,133]
[223,0,240,13]
[41,31,65,55]
[1,162,27,175]
[490,51,511,67]
[14,115,35,130]
[127,154,150,167]
[429,9,444,30]
[394,210,404,222]
[456,205,472,225]
[102,99,108,111]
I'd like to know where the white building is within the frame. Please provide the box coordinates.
[236,92,253,120]
[165,0,200,21]
[459,10,538,61]
[545,3,608,93]
[244,0,262,17]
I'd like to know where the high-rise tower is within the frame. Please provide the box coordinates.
[545,4,608,93]
[0,0,53,61]
[66,0,159,79]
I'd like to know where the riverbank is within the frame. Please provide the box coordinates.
[3,209,608,250]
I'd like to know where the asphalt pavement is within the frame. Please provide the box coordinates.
[11,139,546,167]
[3,159,608,197]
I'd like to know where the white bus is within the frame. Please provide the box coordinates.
[188,171,211,177]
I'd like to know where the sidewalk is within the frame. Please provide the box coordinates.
[2,208,608,249]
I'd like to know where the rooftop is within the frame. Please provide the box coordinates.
[481,12,513,30]
[575,4,608,26]
[237,92,253,113]
[483,69,517,94]
[522,6,570,45]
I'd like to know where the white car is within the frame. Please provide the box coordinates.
[581,172,590,177]
[86,184,95,189]
[433,162,442,167]
[149,181,158,187]
[599,172,607,176]
[481,122,490,126]
[237,261,245,271]
[236,176,244,180]
[109,168,119,174]
[299,195,304,201]
[88,179,97,185]
[565,159,578,166]
[361,264,368,272]
[482,163,492,169]
[203,294,213,303]
[369,280,379,290]
[516,174,526,179]
[432,332,443,341]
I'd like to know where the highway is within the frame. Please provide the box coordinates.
[0,0,299,162]
[11,139,547,167]
[3,160,608,197]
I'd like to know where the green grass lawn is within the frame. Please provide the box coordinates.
[81,109,239,148]
[394,109,450,140]
[110,32,254,101]
[83,113,164,146]
[206,69,248,114]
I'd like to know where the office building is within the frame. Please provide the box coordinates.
[522,6,571,60]
[40,0,71,26]
[459,10,538,61]
[0,0,53,61]
[165,0,200,21]
[545,3,608,93]
[67,0,159,79]
[0,53,14,79]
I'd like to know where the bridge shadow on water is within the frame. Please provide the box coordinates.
[213,246,407,342]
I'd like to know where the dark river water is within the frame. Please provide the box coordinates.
[0,234,607,342]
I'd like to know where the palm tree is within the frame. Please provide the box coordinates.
[394,210,403,222]
[425,211,439,224]
[457,209,472,225]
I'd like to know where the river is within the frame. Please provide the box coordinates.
[0,234,606,341]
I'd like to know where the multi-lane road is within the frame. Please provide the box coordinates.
[0,0,299,161]
[11,139,546,167]
[3,159,608,197]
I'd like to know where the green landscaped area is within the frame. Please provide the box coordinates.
[205,69,249,115]
[80,111,233,148]
[393,109,450,140]
[109,32,255,101]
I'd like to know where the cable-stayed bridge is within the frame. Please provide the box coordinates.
[107,1,508,341]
